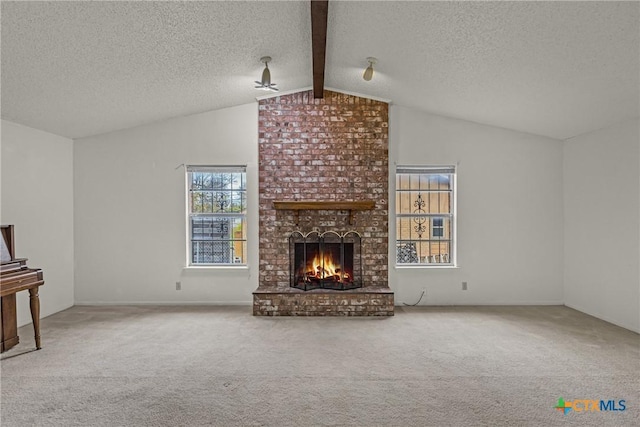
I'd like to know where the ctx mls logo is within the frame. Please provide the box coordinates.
[555,397,626,414]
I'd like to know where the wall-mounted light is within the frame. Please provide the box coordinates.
[255,56,278,91]
[363,57,377,81]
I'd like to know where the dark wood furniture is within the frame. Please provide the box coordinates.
[1,225,44,352]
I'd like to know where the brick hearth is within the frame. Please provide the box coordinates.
[253,287,394,316]
[254,89,393,316]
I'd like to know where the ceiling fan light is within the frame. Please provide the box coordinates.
[363,57,377,81]
[261,66,271,86]
[255,56,277,91]
[363,65,374,81]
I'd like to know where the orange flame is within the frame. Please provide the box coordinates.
[303,253,351,282]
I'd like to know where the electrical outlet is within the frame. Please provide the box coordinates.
[462,281,468,291]
[176,281,181,291]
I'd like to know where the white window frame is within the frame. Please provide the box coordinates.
[186,165,247,266]
[395,165,456,267]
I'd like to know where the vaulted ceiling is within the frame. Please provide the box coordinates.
[1,1,638,140]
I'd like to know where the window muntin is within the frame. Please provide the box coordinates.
[187,166,247,265]
[396,166,455,265]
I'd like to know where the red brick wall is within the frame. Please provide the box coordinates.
[258,90,389,289]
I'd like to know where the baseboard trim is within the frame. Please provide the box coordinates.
[395,301,564,306]
[74,301,253,306]
[564,302,639,333]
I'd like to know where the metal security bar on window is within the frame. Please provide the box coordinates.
[187,166,247,265]
[396,166,455,265]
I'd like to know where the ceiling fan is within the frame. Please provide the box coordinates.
[255,56,278,92]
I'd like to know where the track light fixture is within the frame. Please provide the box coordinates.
[363,57,377,81]
[255,56,278,92]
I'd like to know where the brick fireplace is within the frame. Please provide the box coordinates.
[253,89,394,316]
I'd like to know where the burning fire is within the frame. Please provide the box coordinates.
[303,253,351,282]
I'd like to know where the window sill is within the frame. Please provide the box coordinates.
[183,265,249,271]
[395,264,458,269]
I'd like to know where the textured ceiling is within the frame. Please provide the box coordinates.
[1,1,638,140]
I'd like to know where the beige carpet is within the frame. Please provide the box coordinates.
[1,305,638,426]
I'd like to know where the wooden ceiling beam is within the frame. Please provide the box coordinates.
[311,0,329,98]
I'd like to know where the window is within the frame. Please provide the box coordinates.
[432,217,444,238]
[187,166,247,265]
[396,166,455,265]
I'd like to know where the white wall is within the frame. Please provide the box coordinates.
[1,120,75,326]
[389,106,564,305]
[564,119,640,332]
[71,99,638,334]
[73,104,258,304]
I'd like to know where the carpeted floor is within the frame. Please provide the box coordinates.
[1,305,638,426]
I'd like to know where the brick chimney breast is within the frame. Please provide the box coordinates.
[255,90,392,316]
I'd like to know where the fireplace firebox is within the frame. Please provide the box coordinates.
[289,231,363,291]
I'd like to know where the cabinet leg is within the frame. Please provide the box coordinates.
[28,288,41,349]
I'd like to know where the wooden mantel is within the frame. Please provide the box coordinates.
[273,200,375,225]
